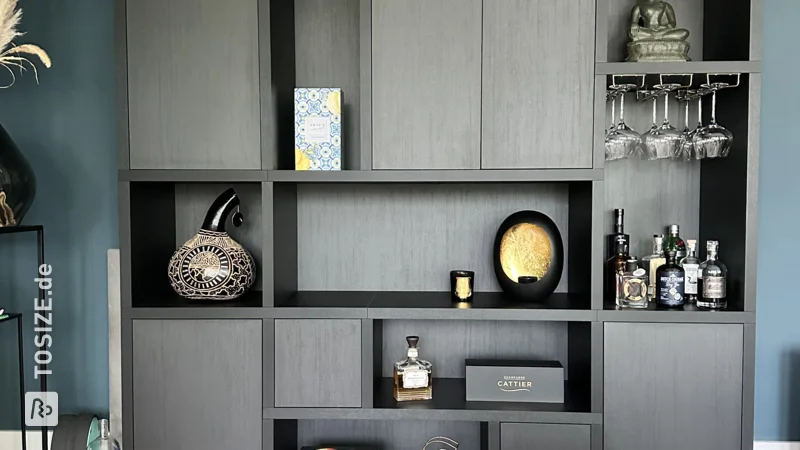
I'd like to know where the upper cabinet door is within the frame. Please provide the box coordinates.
[481,0,595,169]
[126,0,260,169]
[371,0,482,170]
[604,323,743,450]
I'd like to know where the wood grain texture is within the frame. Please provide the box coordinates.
[127,0,260,169]
[132,320,262,450]
[297,183,569,291]
[481,0,594,169]
[604,323,743,450]
[606,0,703,62]
[381,320,568,378]
[298,420,481,450]
[295,0,361,170]
[500,423,591,450]
[174,183,263,290]
[371,0,481,169]
[274,319,362,407]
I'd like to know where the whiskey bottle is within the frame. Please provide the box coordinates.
[393,336,433,401]
[698,241,728,309]
[679,239,701,304]
[607,209,630,259]
[606,236,629,307]
[641,234,666,298]
[616,258,648,309]
[655,250,685,308]
[665,224,687,260]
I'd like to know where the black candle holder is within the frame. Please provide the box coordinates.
[450,270,474,302]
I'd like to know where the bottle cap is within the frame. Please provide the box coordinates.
[625,259,639,272]
[406,336,419,348]
[707,240,719,250]
[687,239,696,249]
[653,234,664,243]
[669,224,680,234]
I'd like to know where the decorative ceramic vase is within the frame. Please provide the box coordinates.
[493,211,564,302]
[0,124,36,226]
[168,188,256,300]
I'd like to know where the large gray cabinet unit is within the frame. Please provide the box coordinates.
[118,0,760,449]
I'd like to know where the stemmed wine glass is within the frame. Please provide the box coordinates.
[605,83,642,161]
[606,90,617,135]
[643,83,684,160]
[676,90,695,161]
[693,82,734,159]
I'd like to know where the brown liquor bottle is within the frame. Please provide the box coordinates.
[606,236,629,307]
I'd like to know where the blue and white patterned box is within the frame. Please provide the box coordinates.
[295,88,342,171]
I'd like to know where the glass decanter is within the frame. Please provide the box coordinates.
[393,336,432,401]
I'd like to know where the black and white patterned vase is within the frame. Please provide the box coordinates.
[168,188,256,300]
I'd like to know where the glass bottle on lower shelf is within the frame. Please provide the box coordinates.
[87,419,121,450]
[656,250,685,308]
[698,240,728,309]
[680,239,701,304]
[616,258,649,309]
[607,236,630,307]
[393,336,432,401]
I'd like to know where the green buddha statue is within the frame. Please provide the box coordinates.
[627,0,691,62]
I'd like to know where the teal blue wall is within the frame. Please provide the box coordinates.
[0,0,115,426]
[754,0,800,442]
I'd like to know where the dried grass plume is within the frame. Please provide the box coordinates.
[0,0,51,88]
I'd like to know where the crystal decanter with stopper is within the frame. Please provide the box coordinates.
[393,336,433,401]
[87,419,121,450]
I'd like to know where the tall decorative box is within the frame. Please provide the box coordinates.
[465,359,564,403]
[295,88,342,171]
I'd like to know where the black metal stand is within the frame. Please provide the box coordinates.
[0,226,47,450]
[0,313,27,450]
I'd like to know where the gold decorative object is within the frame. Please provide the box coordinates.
[627,0,691,62]
[499,223,553,282]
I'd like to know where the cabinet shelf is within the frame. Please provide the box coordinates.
[127,291,264,319]
[599,303,755,323]
[119,169,266,182]
[264,378,599,424]
[268,169,603,183]
[274,291,593,321]
[596,60,761,75]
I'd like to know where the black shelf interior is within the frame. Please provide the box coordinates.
[602,301,744,313]
[374,378,591,414]
[276,291,591,311]
[133,290,263,309]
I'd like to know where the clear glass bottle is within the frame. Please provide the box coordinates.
[393,336,432,401]
[87,419,121,450]
[606,236,629,307]
[641,234,666,299]
[679,239,701,304]
[616,258,648,309]
[665,224,687,260]
[698,241,728,309]
[656,250,685,308]
[607,209,630,259]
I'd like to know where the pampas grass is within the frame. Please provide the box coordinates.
[0,0,51,88]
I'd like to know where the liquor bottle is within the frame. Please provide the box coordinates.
[87,419,121,450]
[641,234,666,298]
[698,241,728,309]
[606,236,629,307]
[607,209,630,259]
[665,224,687,260]
[655,250,685,308]
[616,258,648,309]
[393,336,433,401]
[679,239,701,304]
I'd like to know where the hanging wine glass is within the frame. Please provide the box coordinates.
[643,84,684,160]
[676,90,695,161]
[693,82,734,159]
[640,91,659,160]
[605,83,642,161]
[691,93,705,159]
[606,90,618,136]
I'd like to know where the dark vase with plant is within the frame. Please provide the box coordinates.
[0,0,52,226]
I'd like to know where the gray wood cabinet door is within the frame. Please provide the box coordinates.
[371,0,482,170]
[604,323,743,450]
[481,0,595,169]
[501,423,590,450]
[132,320,262,450]
[126,0,260,169]
[274,319,362,407]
